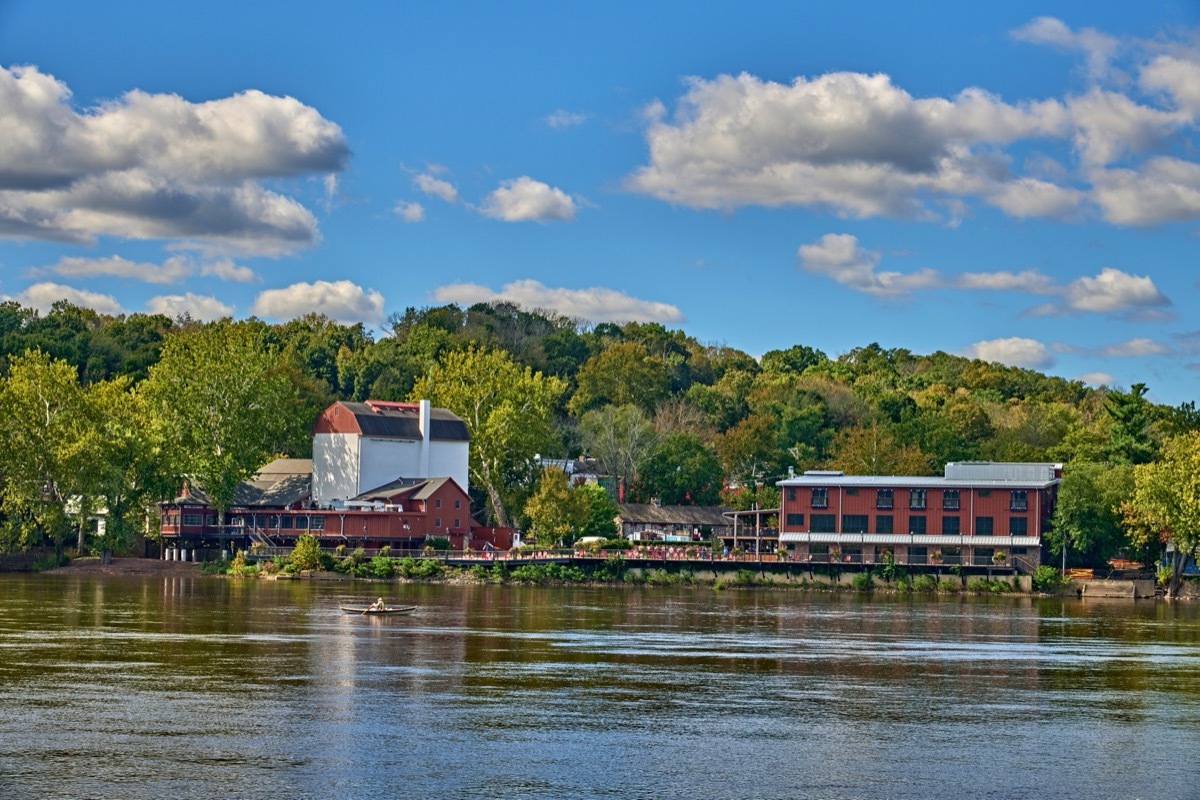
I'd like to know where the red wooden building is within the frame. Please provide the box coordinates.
[776,461,1061,572]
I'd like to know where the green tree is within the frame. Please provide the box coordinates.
[1048,462,1134,568]
[827,420,932,476]
[412,346,565,527]
[1125,431,1200,597]
[629,432,723,505]
[579,404,660,501]
[524,468,587,546]
[714,413,783,489]
[288,533,324,571]
[1105,383,1159,464]
[568,342,671,416]
[760,344,827,375]
[576,483,619,539]
[0,350,98,560]
[141,322,303,539]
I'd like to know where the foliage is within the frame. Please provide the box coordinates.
[851,571,874,591]
[1032,565,1066,593]
[1048,462,1134,567]
[1125,431,1200,597]
[579,404,659,500]
[287,534,323,571]
[911,574,938,593]
[413,345,565,527]
[426,536,451,552]
[524,468,588,546]
[569,342,671,416]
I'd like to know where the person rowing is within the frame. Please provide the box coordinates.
[368,597,386,611]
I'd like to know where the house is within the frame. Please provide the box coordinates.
[615,502,734,543]
[311,399,470,505]
[776,461,1061,572]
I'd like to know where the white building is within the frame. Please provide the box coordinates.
[311,399,470,505]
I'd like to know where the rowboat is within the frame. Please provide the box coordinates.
[340,605,416,615]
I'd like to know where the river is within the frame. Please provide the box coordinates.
[1,575,1198,799]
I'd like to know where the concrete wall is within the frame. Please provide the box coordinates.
[1078,579,1156,598]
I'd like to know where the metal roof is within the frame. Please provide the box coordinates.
[777,475,1060,489]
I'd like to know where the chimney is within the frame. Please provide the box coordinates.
[419,399,431,478]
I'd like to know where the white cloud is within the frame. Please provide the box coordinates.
[432,279,685,324]
[394,201,425,222]
[198,258,257,282]
[0,65,346,253]
[963,337,1056,370]
[1062,267,1170,315]
[146,292,233,322]
[1076,371,1116,387]
[1097,337,1170,357]
[546,109,588,129]
[1090,158,1200,225]
[797,233,938,297]
[1011,17,1119,80]
[1141,55,1200,115]
[954,269,1057,294]
[1066,88,1183,166]
[4,281,124,315]
[251,280,385,326]
[985,178,1083,219]
[414,173,458,203]
[35,254,191,283]
[480,177,577,222]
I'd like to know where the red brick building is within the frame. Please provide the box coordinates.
[777,461,1061,572]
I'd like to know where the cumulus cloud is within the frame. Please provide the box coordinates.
[414,173,458,203]
[3,281,123,315]
[480,177,577,222]
[1097,338,1171,357]
[0,65,346,253]
[250,280,385,326]
[797,234,1170,319]
[1076,371,1116,387]
[432,279,685,324]
[32,253,256,283]
[394,201,425,222]
[146,292,233,322]
[546,109,588,128]
[625,21,1200,226]
[963,337,1056,370]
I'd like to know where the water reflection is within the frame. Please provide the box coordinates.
[1,575,1199,799]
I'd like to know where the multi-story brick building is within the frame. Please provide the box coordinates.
[777,461,1061,572]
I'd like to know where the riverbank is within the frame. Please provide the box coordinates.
[45,557,202,577]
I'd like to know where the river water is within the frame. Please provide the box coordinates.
[1,575,1199,800]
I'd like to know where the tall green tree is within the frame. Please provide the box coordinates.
[524,467,588,546]
[629,432,723,506]
[412,346,565,527]
[1048,462,1134,568]
[579,404,660,501]
[568,342,671,416]
[1125,431,1200,597]
[141,321,303,536]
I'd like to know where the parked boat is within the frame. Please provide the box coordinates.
[340,605,416,615]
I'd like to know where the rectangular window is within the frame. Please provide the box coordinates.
[942,516,960,535]
[1010,490,1028,511]
[876,515,893,534]
[280,516,293,530]
[975,516,993,535]
[182,514,202,527]
[810,514,837,533]
[206,514,218,526]
[786,488,796,502]
[311,516,325,530]
[811,488,828,508]
[942,489,960,510]
[842,514,869,534]
[909,489,926,510]
[876,489,893,509]
[455,499,461,509]
[973,547,995,566]
[434,517,442,528]
[785,513,805,527]
[454,518,461,529]
[1009,517,1028,536]
[294,515,308,530]
[978,489,991,497]
[908,546,927,565]
[846,488,858,496]
[908,515,926,535]
[436,498,442,509]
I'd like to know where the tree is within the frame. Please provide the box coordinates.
[827,420,932,476]
[715,413,783,489]
[579,404,660,502]
[576,483,619,540]
[1048,462,1134,568]
[629,432,723,506]
[760,344,826,375]
[524,468,587,546]
[412,346,565,527]
[1125,431,1200,597]
[141,321,303,538]
[568,342,671,416]
[0,350,97,560]
[1105,383,1158,464]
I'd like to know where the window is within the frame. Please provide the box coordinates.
[975,516,993,535]
[455,499,461,509]
[846,488,858,496]
[810,514,837,533]
[1010,490,1028,511]
[434,517,442,528]
[436,498,442,509]
[941,516,960,535]
[811,488,828,508]
[876,489,893,509]
[909,489,926,510]
[280,516,293,530]
[785,513,805,527]
[908,546,927,564]
[973,547,995,566]
[842,514,868,533]
[876,515,893,534]
[942,489,960,510]
[1009,517,1028,536]
[786,488,796,502]
[268,515,280,528]
[294,515,308,530]
[454,518,461,529]
[311,517,325,530]
[182,513,202,527]
[908,515,926,534]
[206,514,218,526]
[978,489,991,497]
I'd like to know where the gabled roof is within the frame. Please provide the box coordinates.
[313,400,470,441]
[171,458,313,509]
[616,504,734,527]
[354,475,460,503]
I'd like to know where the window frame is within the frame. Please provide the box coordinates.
[811,488,829,508]
[876,489,893,509]
[909,489,927,510]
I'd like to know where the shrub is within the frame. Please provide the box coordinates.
[1032,565,1065,593]
[851,571,874,591]
[426,536,451,552]
[366,555,394,578]
[288,534,323,572]
[938,579,960,593]
[911,574,938,593]
[967,577,992,593]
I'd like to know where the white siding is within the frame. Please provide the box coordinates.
[359,438,423,495]
[313,433,359,505]
[429,441,469,492]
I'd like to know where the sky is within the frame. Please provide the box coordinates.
[0,1,1198,405]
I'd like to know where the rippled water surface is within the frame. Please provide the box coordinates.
[2,575,1199,799]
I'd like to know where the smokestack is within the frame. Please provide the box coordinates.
[419,399,431,477]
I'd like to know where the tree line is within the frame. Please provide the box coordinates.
[1,298,1198,593]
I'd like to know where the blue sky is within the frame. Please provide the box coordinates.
[1,1,1198,404]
